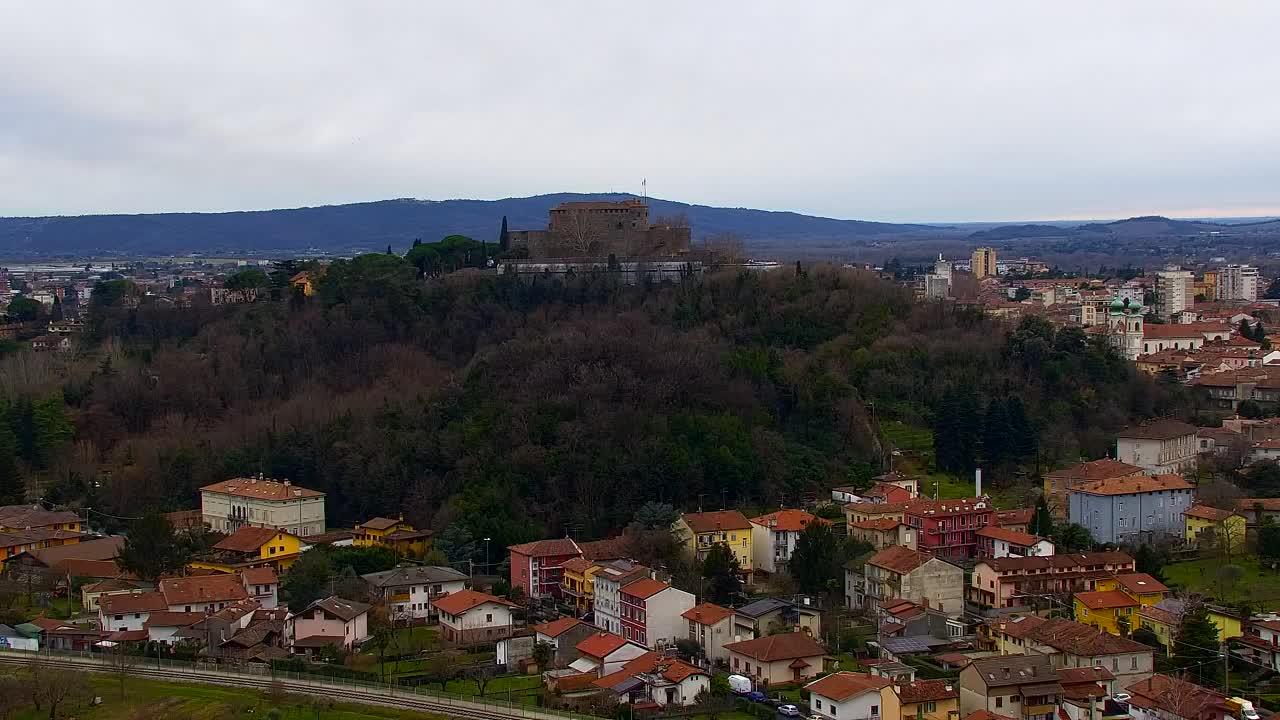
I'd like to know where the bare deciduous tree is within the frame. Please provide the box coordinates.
[700,232,747,264]
[26,661,91,720]
[554,209,607,256]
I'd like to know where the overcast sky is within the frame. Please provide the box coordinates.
[2,2,1278,223]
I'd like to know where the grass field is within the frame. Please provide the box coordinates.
[1163,557,1280,604]
[10,674,443,720]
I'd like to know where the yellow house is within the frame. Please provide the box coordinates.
[0,507,82,534]
[353,516,432,557]
[1183,505,1247,552]
[560,557,601,613]
[898,679,960,720]
[674,511,754,574]
[1074,590,1138,634]
[1095,573,1169,607]
[190,526,303,573]
[1207,606,1244,642]
[289,271,317,296]
[1137,604,1179,653]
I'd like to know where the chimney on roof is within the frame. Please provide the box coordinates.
[284,480,291,486]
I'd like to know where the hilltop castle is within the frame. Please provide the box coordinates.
[505,199,691,259]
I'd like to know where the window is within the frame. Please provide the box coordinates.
[924,702,936,713]
[270,546,277,554]
[1112,658,1118,671]
[995,698,1002,709]
[1131,656,1138,670]
[815,700,822,710]
[114,615,123,621]
[871,705,879,717]
[1011,696,1020,703]
[1118,502,1124,512]
[185,606,191,612]
[486,613,493,623]
[831,707,837,717]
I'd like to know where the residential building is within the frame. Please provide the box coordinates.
[590,651,710,707]
[1068,473,1195,544]
[1230,617,1280,673]
[750,509,830,574]
[724,632,828,686]
[1218,264,1259,302]
[1073,591,1139,634]
[618,578,694,650]
[1236,497,1280,530]
[968,551,1136,610]
[849,517,918,551]
[682,602,735,665]
[673,511,753,575]
[200,476,325,536]
[361,565,468,621]
[592,560,652,636]
[159,574,250,614]
[863,482,915,504]
[1192,368,1280,414]
[897,678,960,720]
[352,516,432,556]
[732,597,822,640]
[81,578,147,613]
[145,610,208,645]
[993,508,1034,534]
[958,655,1062,720]
[854,545,964,615]
[972,248,998,279]
[904,498,995,561]
[572,631,649,676]
[1155,269,1194,320]
[1056,667,1118,720]
[991,617,1155,689]
[0,505,82,533]
[1205,605,1245,643]
[806,672,900,720]
[1183,505,1247,552]
[287,596,370,653]
[1094,573,1168,607]
[560,557,601,614]
[508,538,582,600]
[845,501,909,526]
[98,592,168,633]
[1114,419,1198,475]
[831,486,866,504]
[975,527,1054,559]
[241,566,279,609]
[0,528,85,560]
[531,617,597,668]
[873,472,921,497]
[194,526,304,572]
[1043,459,1145,519]
[433,589,517,645]
[1124,674,1231,720]
[1137,600,1183,653]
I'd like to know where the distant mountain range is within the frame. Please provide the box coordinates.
[2,195,1278,259]
[0,193,938,258]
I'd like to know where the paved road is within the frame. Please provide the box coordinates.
[0,650,588,720]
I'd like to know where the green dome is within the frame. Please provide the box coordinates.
[1110,297,1126,313]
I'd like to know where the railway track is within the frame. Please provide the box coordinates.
[0,652,581,720]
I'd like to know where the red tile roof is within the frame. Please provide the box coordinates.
[725,632,826,662]
[592,652,707,688]
[1075,590,1138,610]
[240,567,278,586]
[99,591,168,613]
[750,509,829,533]
[532,617,588,638]
[1183,504,1240,522]
[804,672,890,702]
[896,679,958,704]
[1026,618,1152,656]
[144,611,206,628]
[976,526,1046,546]
[214,526,292,553]
[576,631,631,659]
[1044,459,1145,481]
[995,508,1034,527]
[559,557,597,574]
[867,545,933,574]
[620,578,669,599]
[850,518,903,531]
[1110,573,1168,595]
[508,538,582,558]
[1075,473,1194,496]
[681,510,752,533]
[200,478,324,500]
[1143,322,1230,339]
[159,574,249,606]
[1115,419,1197,440]
[432,589,516,616]
[682,602,734,626]
[357,517,402,531]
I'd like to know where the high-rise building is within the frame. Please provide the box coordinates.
[971,247,998,278]
[1155,268,1193,319]
[1218,264,1259,302]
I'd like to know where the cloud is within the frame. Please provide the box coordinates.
[1,1,1278,221]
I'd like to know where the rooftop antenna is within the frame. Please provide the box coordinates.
[642,178,647,201]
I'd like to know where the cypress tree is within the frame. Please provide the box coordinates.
[1006,396,1038,461]
[0,404,21,504]
[1030,496,1054,537]
[499,216,510,251]
[981,399,1012,469]
[955,389,981,472]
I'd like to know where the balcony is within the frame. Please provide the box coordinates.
[389,593,411,603]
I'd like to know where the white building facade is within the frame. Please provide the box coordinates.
[200,477,326,536]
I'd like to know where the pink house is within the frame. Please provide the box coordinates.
[287,596,371,654]
[508,538,582,599]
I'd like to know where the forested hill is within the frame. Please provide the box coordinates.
[0,259,1186,551]
[0,193,938,257]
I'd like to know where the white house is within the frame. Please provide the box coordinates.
[830,487,863,504]
[806,672,900,720]
[144,611,206,644]
[287,596,370,652]
[159,574,249,614]
[682,602,735,665]
[432,589,517,645]
[592,560,652,637]
[619,578,695,650]
[750,510,830,574]
[240,567,279,609]
[571,632,650,676]
[200,476,326,537]
[1115,419,1198,475]
[975,526,1055,559]
[361,565,468,621]
[592,652,710,707]
[98,592,168,633]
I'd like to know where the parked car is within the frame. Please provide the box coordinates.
[728,675,753,695]
[1113,693,1131,703]
[747,691,766,703]
[779,705,801,717]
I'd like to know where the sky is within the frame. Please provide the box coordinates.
[2,2,1279,223]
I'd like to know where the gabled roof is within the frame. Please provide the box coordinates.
[682,602,733,626]
[559,557,597,574]
[1056,666,1115,685]
[750,509,829,533]
[306,596,371,621]
[1074,473,1194,496]
[532,617,589,638]
[576,631,631,659]
[356,517,403,531]
[1143,322,1230,339]
[159,574,249,606]
[508,538,582,558]
[100,591,168,614]
[896,678,958,704]
[28,535,124,567]
[850,518,903,531]
[976,526,1046,546]
[1075,590,1138,610]
[200,478,324,501]
[977,551,1134,574]
[1116,419,1197,440]
[1125,674,1227,720]
[1026,618,1152,656]
[620,578,669,599]
[213,526,292,553]
[968,654,1057,688]
[431,589,515,616]
[867,545,934,574]
[0,505,80,528]
[991,614,1047,639]
[63,558,131,579]
[724,632,826,662]
[995,508,1034,527]
[804,672,890,702]
[1183,504,1240,522]
[591,651,707,689]
[1044,459,1145,481]
[680,510,752,533]
[83,578,142,594]
[1109,573,1168,595]
[241,567,278,586]
[144,611,206,628]
[360,565,467,588]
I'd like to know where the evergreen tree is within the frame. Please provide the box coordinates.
[1172,603,1221,687]
[1259,515,1280,565]
[386,244,393,255]
[701,543,742,605]
[499,216,510,251]
[1240,318,1253,340]
[115,513,187,582]
[788,521,842,595]
[30,394,72,469]
[0,406,21,504]
[954,388,981,472]
[1006,396,1038,460]
[1135,544,1166,580]
[981,399,1012,469]
[933,388,961,472]
[1029,496,1054,537]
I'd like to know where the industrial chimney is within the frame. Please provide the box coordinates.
[975,468,983,497]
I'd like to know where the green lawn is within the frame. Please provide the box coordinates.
[1163,557,1280,604]
[387,626,439,654]
[881,422,934,453]
[9,674,443,720]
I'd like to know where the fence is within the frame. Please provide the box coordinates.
[0,646,603,720]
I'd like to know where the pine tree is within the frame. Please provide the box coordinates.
[981,399,1012,469]
[1006,396,1038,460]
[0,405,21,504]
[116,513,187,582]
[955,389,981,472]
[701,543,743,605]
[1029,496,1054,537]
[789,522,842,595]
[1172,603,1221,687]
[1240,318,1253,340]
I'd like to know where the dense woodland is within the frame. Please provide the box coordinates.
[0,257,1189,552]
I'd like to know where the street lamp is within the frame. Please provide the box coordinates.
[483,537,491,576]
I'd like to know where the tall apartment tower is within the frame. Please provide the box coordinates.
[971,247,998,278]
[1218,264,1259,302]
[1155,268,1194,319]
